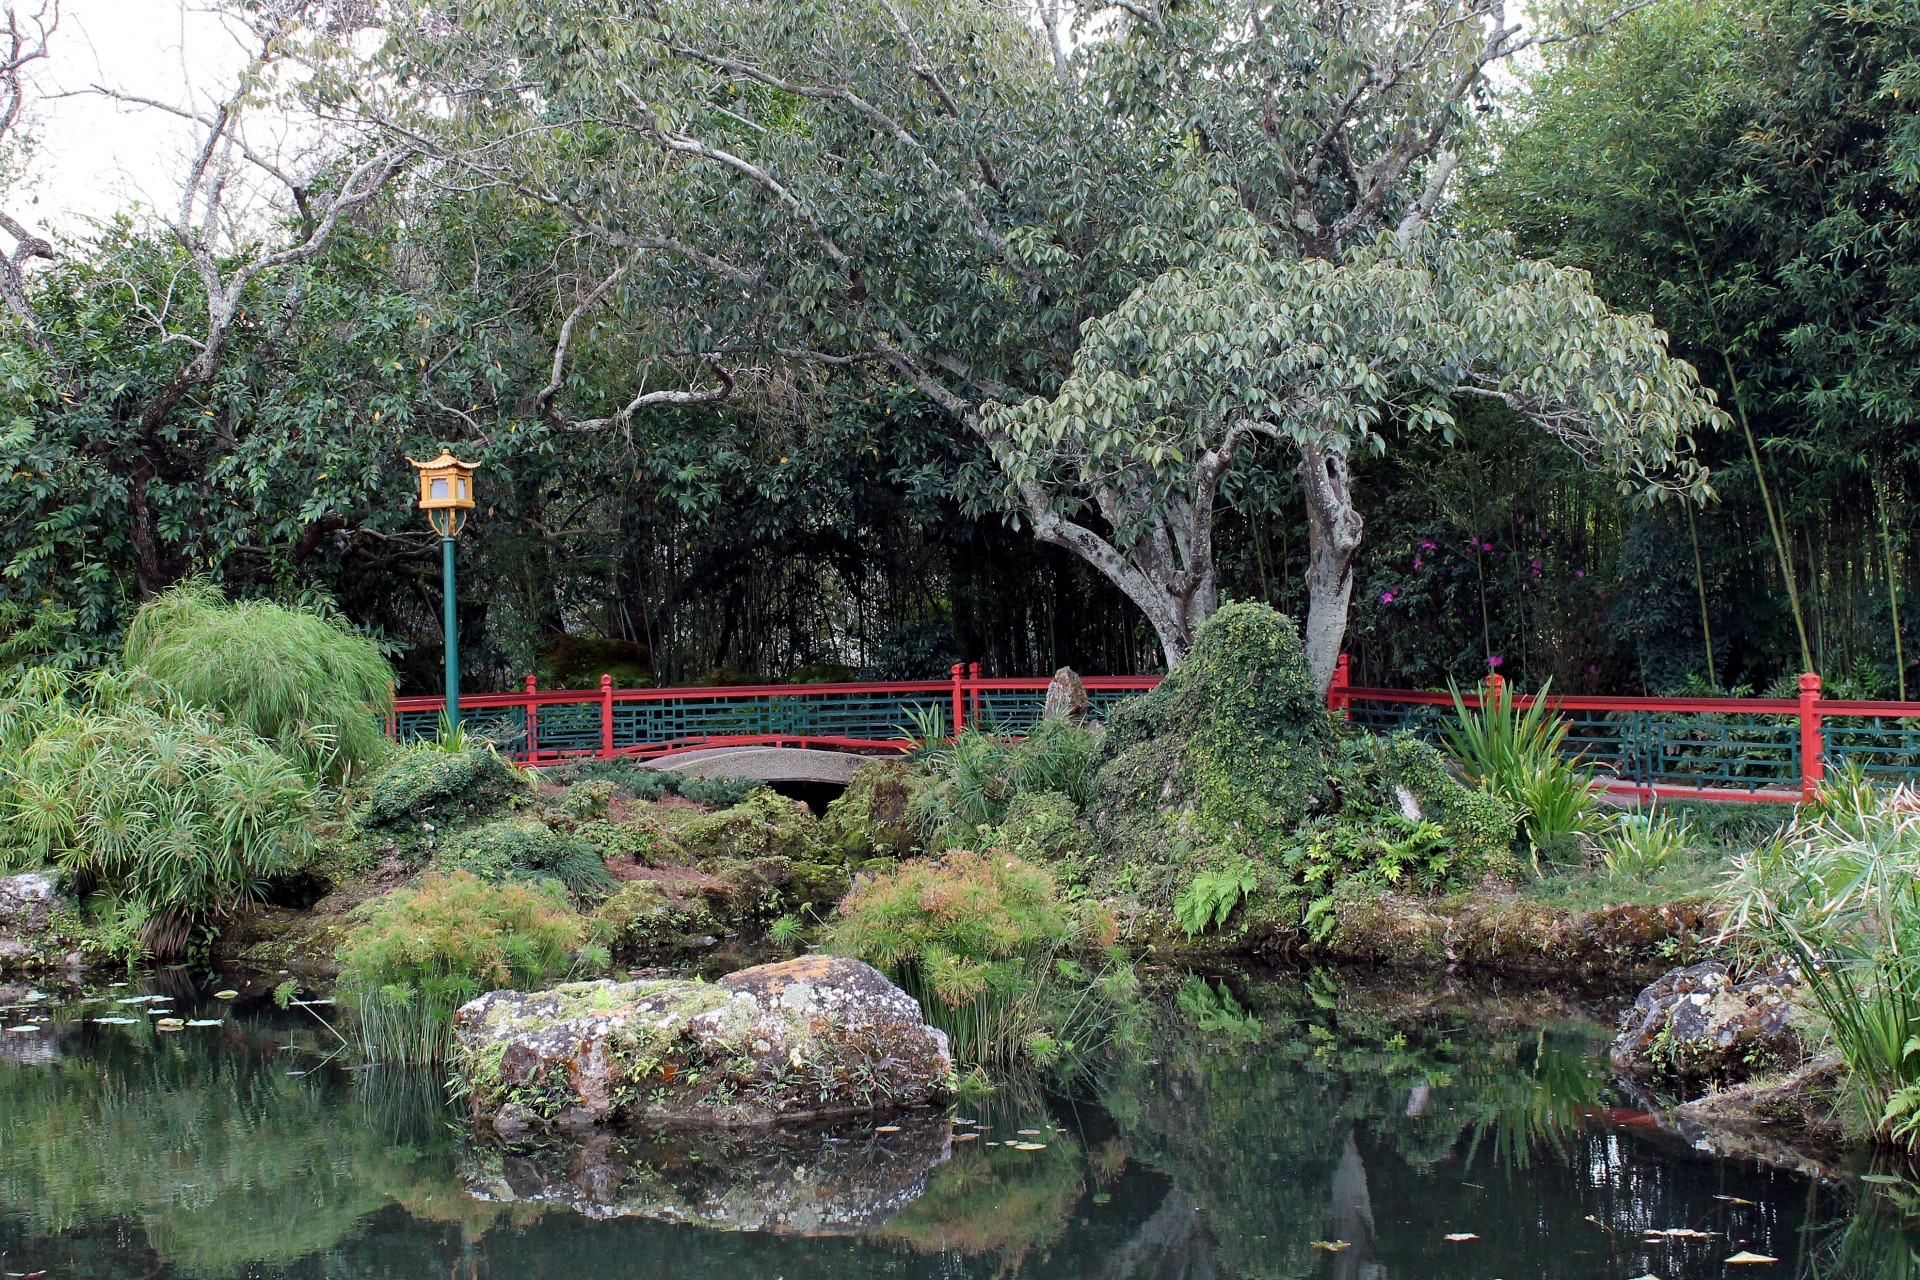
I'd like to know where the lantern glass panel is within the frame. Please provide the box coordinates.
[431,477,449,500]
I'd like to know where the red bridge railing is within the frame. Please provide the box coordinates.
[392,659,1920,804]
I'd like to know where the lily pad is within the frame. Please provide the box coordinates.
[186,1019,223,1027]
[5,1025,38,1033]
[1443,1233,1479,1242]
[213,990,239,1000]
[1310,1240,1352,1252]
[91,1017,139,1025]
[1725,1251,1777,1264]
[1010,1141,1047,1151]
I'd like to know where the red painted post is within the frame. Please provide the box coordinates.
[524,674,539,762]
[968,661,982,729]
[1482,670,1506,709]
[1329,653,1352,720]
[600,673,615,759]
[950,663,966,737]
[1799,671,1824,801]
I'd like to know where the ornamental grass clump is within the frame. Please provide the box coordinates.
[1722,783,1920,1149]
[335,870,591,1064]
[123,581,395,783]
[826,850,1126,1070]
[0,666,316,958]
[1443,678,1599,864]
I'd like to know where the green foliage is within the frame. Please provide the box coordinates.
[1175,859,1261,937]
[912,719,1104,847]
[825,849,1120,1067]
[432,817,617,903]
[1600,809,1695,879]
[0,600,88,674]
[123,582,395,783]
[679,790,828,863]
[0,667,315,953]
[1723,783,1920,1148]
[335,870,588,1063]
[1090,605,1518,932]
[820,759,932,859]
[361,745,530,855]
[1444,679,1600,863]
[980,791,1091,872]
[560,779,616,821]
[543,757,760,807]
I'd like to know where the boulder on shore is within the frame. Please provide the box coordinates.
[1611,960,1806,1090]
[0,872,82,975]
[462,1112,951,1233]
[452,955,953,1140]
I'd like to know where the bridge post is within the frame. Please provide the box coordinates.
[600,673,614,758]
[524,674,538,762]
[1799,671,1824,801]
[950,663,965,737]
[969,661,982,730]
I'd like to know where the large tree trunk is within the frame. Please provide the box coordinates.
[1300,442,1365,697]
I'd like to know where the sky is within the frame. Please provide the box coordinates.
[15,0,253,237]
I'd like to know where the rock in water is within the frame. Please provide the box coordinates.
[452,955,953,1139]
[1611,960,1806,1090]
[463,1113,951,1233]
[1041,666,1091,722]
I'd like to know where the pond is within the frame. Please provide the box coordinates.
[0,968,1911,1279]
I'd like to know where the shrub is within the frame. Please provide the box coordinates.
[912,719,1101,846]
[821,759,932,859]
[560,780,616,821]
[361,746,530,857]
[679,791,828,863]
[123,582,395,783]
[983,792,1091,870]
[1722,783,1920,1149]
[540,758,761,807]
[0,667,315,957]
[825,850,1120,1067]
[335,871,588,1063]
[1443,679,1599,864]
[576,814,691,867]
[433,818,617,903]
[1600,809,1694,879]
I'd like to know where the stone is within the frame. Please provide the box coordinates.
[1611,961,1806,1090]
[452,954,953,1138]
[0,873,82,976]
[462,1112,951,1233]
[1041,667,1091,722]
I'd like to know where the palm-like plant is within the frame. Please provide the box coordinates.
[1444,678,1599,864]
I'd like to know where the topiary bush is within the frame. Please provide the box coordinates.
[335,870,590,1063]
[123,581,395,783]
[1085,603,1518,940]
[432,818,617,903]
[361,746,532,859]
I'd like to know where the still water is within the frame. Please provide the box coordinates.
[0,968,1911,1279]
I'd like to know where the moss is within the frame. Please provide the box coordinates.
[576,811,693,867]
[980,792,1093,880]
[680,791,830,864]
[820,760,931,858]
[592,880,723,955]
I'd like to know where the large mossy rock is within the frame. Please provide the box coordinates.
[452,955,953,1137]
[0,872,83,975]
[679,792,831,863]
[462,1114,951,1232]
[820,760,929,859]
[1086,603,1517,927]
[1611,961,1808,1091]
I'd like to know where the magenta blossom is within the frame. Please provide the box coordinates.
[1413,556,1424,569]
[1381,591,1396,604]
[1486,655,1504,669]
[1574,569,1584,579]
[1419,540,1437,551]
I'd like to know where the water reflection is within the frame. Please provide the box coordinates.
[0,970,1914,1278]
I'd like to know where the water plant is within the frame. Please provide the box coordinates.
[1444,678,1599,864]
[1599,807,1694,879]
[123,581,395,783]
[1175,859,1261,937]
[335,870,591,1064]
[0,666,316,957]
[825,849,1122,1068]
[1722,782,1920,1149]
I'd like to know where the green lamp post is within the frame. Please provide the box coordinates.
[408,450,479,730]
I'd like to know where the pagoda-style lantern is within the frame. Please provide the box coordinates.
[408,450,481,729]
[409,449,478,538]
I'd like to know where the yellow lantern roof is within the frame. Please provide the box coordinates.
[407,450,478,511]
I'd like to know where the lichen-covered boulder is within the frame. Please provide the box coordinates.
[1041,666,1091,721]
[1611,961,1806,1089]
[462,1113,951,1233]
[0,873,82,975]
[452,955,953,1138]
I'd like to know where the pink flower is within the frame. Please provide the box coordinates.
[1482,541,1494,552]
[1574,570,1584,579]
[1486,655,1504,669]
[1413,556,1424,569]
[1380,591,1396,604]
[1588,664,1599,675]
[1419,540,1437,551]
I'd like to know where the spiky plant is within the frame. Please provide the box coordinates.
[123,581,395,783]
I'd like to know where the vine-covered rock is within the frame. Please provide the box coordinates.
[820,760,929,859]
[1611,961,1807,1089]
[680,792,830,864]
[452,955,953,1137]
[1084,603,1518,935]
[360,747,532,859]
[0,872,83,975]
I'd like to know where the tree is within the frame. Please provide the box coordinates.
[987,228,1718,681]
[369,0,1702,684]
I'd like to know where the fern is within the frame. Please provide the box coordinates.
[1174,859,1261,937]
